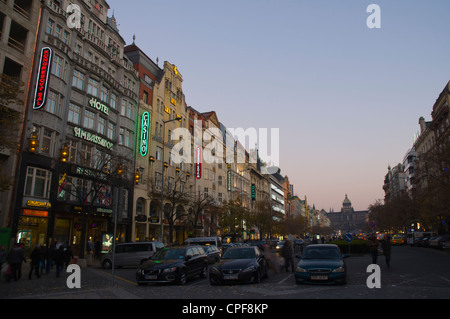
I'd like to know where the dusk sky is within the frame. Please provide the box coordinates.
[108,0,450,211]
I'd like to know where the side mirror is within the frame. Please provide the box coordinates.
[185,255,193,261]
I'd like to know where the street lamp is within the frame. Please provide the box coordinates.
[28,131,39,152]
[160,115,182,243]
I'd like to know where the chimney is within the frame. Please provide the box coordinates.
[419,116,426,134]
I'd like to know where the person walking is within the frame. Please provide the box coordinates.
[63,243,73,269]
[54,246,65,278]
[6,244,26,282]
[381,234,392,268]
[367,233,379,264]
[281,240,295,273]
[28,244,42,279]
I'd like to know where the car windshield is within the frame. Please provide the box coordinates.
[152,248,185,260]
[222,248,255,259]
[302,247,341,260]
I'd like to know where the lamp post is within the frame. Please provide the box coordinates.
[160,115,182,243]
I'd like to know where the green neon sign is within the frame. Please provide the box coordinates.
[140,111,150,156]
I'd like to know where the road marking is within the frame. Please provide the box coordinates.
[278,274,294,284]
[440,276,450,283]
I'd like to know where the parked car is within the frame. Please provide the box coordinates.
[209,246,269,285]
[101,242,163,269]
[203,245,221,264]
[295,244,348,285]
[430,235,450,250]
[443,240,450,252]
[136,246,208,285]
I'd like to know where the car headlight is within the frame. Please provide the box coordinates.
[163,267,177,273]
[296,266,307,273]
[242,266,256,272]
[332,267,345,273]
[210,266,220,273]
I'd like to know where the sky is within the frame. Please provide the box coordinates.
[107,0,450,211]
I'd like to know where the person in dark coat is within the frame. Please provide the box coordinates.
[7,244,26,282]
[63,243,73,269]
[54,246,65,278]
[281,240,295,273]
[367,233,379,264]
[28,245,42,279]
[381,234,392,268]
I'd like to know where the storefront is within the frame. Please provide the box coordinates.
[16,199,51,253]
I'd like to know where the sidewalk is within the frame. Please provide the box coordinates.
[0,259,140,299]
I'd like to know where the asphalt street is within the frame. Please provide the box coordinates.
[1,245,449,300]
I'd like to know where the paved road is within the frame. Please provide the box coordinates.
[1,245,450,300]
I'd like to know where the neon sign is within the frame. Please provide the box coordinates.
[33,47,53,110]
[140,112,150,156]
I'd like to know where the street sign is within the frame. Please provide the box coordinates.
[368,221,376,229]
[344,233,353,243]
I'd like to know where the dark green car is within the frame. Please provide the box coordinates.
[295,244,348,285]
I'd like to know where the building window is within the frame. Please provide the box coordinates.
[119,128,132,147]
[107,122,115,140]
[51,54,64,78]
[40,128,54,156]
[46,90,60,116]
[97,117,106,135]
[80,143,93,167]
[68,103,81,125]
[72,70,85,90]
[110,92,117,110]
[100,85,109,103]
[156,147,162,161]
[87,78,99,97]
[24,167,52,199]
[83,109,96,130]
[46,19,54,35]
[67,139,78,163]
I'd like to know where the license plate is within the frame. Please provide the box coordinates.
[224,274,239,280]
[145,275,158,280]
[311,275,328,280]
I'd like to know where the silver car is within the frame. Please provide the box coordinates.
[101,242,163,269]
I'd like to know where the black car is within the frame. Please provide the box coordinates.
[209,246,269,285]
[136,246,208,285]
[203,245,221,264]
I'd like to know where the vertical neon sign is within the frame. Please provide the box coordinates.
[140,111,150,156]
[33,47,53,110]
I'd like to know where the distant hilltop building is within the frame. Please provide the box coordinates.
[327,195,369,234]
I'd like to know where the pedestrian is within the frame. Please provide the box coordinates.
[281,240,295,273]
[54,246,65,278]
[86,239,93,255]
[263,244,279,274]
[40,245,48,275]
[47,242,56,274]
[6,244,26,282]
[367,233,379,264]
[381,234,392,268]
[28,244,42,279]
[63,243,73,269]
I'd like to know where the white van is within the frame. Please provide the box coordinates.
[184,237,222,250]
[101,242,164,269]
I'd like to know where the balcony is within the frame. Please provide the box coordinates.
[13,0,32,20]
[8,20,28,54]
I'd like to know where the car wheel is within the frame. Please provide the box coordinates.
[178,269,187,285]
[253,269,261,284]
[102,259,112,269]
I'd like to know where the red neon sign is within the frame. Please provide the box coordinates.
[33,47,53,110]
